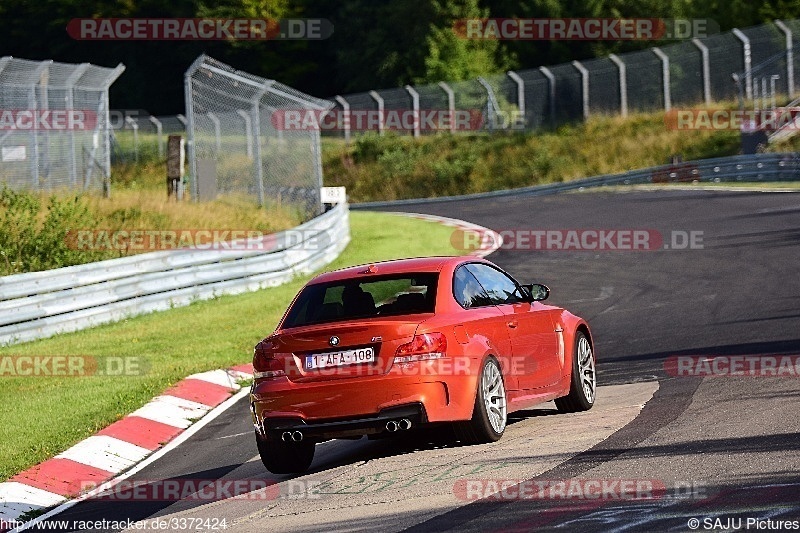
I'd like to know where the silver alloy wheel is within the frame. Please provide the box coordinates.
[482,360,507,434]
[578,336,596,404]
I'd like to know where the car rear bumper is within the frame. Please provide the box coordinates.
[250,372,478,437]
[258,403,428,441]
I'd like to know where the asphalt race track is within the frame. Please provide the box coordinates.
[28,189,800,532]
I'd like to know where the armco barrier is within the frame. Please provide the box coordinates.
[0,203,350,346]
[351,153,800,209]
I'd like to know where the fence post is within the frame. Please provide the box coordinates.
[652,48,671,111]
[311,119,325,214]
[65,63,90,187]
[369,90,385,134]
[125,116,139,163]
[39,64,53,189]
[438,82,455,133]
[506,70,525,129]
[753,77,759,110]
[207,112,221,154]
[182,59,197,199]
[102,65,124,198]
[732,29,752,100]
[334,96,350,143]
[692,39,712,105]
[571,61,589,119]
[251,89,268,207]
[771,75,779,109]
[538,66,556,126]
[609,54,628,117]
[405,85,420,137]
[29,61,51,189]
[149,116,164,157]
[236,110,253,158]
[775,20,794,98]
[477,77,497,131]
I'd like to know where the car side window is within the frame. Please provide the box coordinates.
[465,263,527,305]
[453,265,493,309]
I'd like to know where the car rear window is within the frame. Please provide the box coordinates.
[282,273,438,328]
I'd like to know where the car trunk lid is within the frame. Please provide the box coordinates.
[274,316,428,382]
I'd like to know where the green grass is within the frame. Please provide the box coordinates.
[0,211,463,482]
[322,111,742,202]
[114,109,746,205]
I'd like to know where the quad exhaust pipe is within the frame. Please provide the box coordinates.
[385,418,412,432]
[279,420,412,439]
[281,430,304,442]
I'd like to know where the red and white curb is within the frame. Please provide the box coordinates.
[0,364,254,530]
[388,212,502,258]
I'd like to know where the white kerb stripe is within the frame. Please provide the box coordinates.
[0,482,67,520]
[55,436,151,474]
[130,395,211,428]
[186,370,241,389]
[227,369,254,381]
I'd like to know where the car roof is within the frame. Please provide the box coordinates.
[309,255,485,285]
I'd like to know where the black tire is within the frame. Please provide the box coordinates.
[255,434,315,474]
[555,331,596,413]
[454,357,507,444]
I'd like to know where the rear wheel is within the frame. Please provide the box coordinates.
[455,357,507,444]
[255,434,315,474]
[555,331,596,413]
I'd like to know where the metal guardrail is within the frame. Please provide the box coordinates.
[0,203,350,346]
[352,153,800,209]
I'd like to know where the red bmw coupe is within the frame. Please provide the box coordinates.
[250,256,595,473]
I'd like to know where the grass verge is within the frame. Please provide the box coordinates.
[0,211,462,481]
[0,186,301,276]
[322,111,742,202]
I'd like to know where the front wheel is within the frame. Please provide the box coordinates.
[455,357,507,444]
[555,331,596,413]
[255,434,315,474]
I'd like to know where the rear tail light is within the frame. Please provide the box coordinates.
[394,332,447,364]
[253,339,288,379]
[253,358,287,379]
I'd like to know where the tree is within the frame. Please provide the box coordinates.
[418,0,510,83]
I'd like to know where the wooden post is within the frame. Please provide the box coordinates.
[167,135,185,200]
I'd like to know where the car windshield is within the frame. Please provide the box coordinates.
[282,273,438,328]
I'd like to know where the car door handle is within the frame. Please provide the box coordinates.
[507,321,518,329]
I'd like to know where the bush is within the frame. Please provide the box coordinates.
[322,113,741,202]
[0,188,113,275]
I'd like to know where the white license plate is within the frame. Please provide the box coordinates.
[305,347,375,370]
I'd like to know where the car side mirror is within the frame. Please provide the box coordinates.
[522,283,550,302]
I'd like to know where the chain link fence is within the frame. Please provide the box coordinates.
[0,57,124,194]
[328,19,800,137]
[103,20,800,194]
[185,55,332,220]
